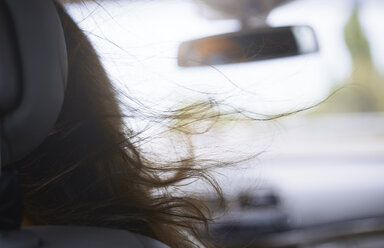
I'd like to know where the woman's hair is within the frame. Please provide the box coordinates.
[13,3,222,247]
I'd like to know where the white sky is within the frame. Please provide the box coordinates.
[66,0,384,115]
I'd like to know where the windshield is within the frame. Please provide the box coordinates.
[66,0,384,246]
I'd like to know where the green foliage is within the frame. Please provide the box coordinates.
[313,4,384,114]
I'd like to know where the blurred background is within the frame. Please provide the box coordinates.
[65,0,384,247]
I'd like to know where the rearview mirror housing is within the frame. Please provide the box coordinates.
[178,26,319,67]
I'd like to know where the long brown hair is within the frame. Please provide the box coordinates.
[13,3,221,247]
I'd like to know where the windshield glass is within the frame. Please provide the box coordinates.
[66,0,384,245]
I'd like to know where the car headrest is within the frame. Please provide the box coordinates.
[0,0,67,165]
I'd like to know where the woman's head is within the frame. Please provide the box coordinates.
[13,3,217,247]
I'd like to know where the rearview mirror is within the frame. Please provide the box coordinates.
[178,26,319,67]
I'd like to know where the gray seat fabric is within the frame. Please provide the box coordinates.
[0,226,169,248]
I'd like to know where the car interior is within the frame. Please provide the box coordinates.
[1,0,383,247]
